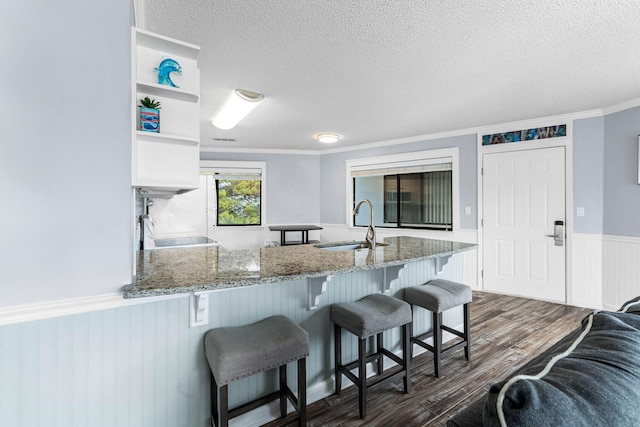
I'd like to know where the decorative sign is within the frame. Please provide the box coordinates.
[482,124,566,146]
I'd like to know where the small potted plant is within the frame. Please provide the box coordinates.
[139,96,161,132]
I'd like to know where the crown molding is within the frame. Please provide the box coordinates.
[199,98,640,157]
[200,146,321,156]
[131,0,145,28]
[601,97,640,116]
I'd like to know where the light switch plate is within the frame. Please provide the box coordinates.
[190,292,209,327]
[576,207,585,217]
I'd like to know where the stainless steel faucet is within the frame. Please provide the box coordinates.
[353,199,376,249]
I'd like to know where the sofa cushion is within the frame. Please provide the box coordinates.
[483,298,640,426]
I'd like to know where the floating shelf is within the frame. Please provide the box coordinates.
[136,81,199,102]
[135,28,199,59]
[136,131,199,145]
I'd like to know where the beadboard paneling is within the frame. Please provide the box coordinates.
[571,233,603,309]
[0,255,466,427]
[602,234,640,310]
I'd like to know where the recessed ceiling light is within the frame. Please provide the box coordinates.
[315,133,341,143]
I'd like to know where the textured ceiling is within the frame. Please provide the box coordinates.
[142,0,640,151]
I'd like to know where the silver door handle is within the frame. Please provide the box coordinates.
[546,220,564,246]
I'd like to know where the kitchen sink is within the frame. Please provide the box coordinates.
[314,241,389,251]
[152,236,219,249]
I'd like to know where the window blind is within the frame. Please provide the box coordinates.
[201,167,262,181]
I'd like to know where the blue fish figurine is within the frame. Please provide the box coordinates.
[155,58,182,88]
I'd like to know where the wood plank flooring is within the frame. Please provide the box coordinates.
[264,291,592,427]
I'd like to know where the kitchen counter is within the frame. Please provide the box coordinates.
[123,235,477,298]
[121,235,476,421]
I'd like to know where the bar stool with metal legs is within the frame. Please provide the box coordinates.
[204,315,309,427]
[404,279,471,378]
[331,293,412,419]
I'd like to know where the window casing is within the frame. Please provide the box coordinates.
[346,148,459,231]
[200,161,266,227]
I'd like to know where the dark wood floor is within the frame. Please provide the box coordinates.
[264,291,592,427]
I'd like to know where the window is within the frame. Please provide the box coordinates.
[216,179,261,225]
[200,161,266,227]
[346,148,458,231]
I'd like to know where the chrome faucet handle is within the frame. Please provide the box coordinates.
[366,224,376,249]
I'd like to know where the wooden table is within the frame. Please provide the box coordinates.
[268,225,323,246]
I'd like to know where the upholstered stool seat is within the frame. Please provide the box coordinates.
[404,279,471,378]
[204,315,309,427]
[331,293,412,419]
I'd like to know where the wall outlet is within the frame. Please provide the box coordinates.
[464,206,472,216]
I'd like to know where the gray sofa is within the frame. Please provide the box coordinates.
[447,296,640,427]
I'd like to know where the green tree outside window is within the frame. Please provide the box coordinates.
[216,179,261,225]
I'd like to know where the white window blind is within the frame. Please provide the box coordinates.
[351,162,452,177]
[200,167,262,181]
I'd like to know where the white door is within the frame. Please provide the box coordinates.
[482,147,566,302]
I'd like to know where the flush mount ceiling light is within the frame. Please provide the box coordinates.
[315,133,341,143]
[211,89,265,130]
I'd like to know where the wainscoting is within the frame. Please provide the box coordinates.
[571,233,640,310]
[0,256,464,427]
[602,234,640,310]
[571,233,603,309]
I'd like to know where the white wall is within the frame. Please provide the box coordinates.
[149,175,208,238]
[0,0,133,309]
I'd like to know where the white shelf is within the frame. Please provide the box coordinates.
[136,131,199,145]
[132,27,201,191]
[136,81,199,102]
[135,28,199,59]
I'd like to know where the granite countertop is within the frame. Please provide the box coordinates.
[122,236,477,298]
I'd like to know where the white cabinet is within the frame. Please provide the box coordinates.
[132,28,200,192]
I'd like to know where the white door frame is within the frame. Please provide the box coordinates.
[476,121,574,304]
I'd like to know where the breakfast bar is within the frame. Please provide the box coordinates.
[123,236,477,422]
[124,236,475,298]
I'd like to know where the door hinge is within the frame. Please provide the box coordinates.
[481,270,484,278]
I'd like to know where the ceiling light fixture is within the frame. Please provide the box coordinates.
[315,133,341,143]
[211,89,265,130]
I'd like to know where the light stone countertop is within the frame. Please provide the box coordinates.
[122,236,477,299]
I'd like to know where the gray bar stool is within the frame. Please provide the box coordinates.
[404,279,471,378]
[331,293,412,419]
[204,315,309,427]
